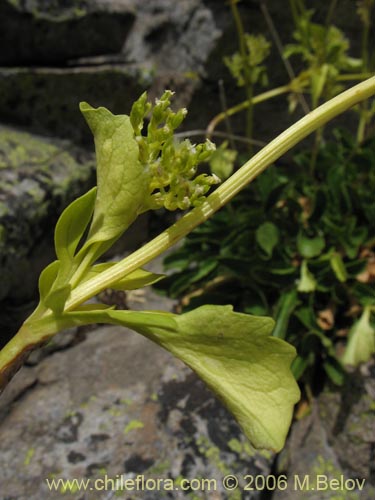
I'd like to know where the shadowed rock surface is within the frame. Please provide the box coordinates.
[0,125,94,339]
[0,0,136,65]
[275,362,375,500]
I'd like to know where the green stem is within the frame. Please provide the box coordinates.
[0,322,53,388]
[207,85,293,138]
[65,76,375,310]
[289,0,300,26]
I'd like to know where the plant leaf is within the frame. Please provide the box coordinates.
[342,307,375,366]
[256,222,279,257]
[123,305,298,451]
[84,264,165,290]
[38,260,60,304]
[54,187,97,264]
[273,289,299,339]
[80,102,150,246]
[63,308,178,332]
[61,304,299,450]
[330,252,347,282]
[38,260,71,314]
[209,141,237,180]
[297,232,325,258]
[298,260,317,293]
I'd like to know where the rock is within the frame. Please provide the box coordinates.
[0,0,136,65]
[0,288,274,500]
[0,0,221,143]
[0,0,365,144]
[0,125,94,339]
[274,361,375,500]
[123,0,220,76]
[0,65,153,144]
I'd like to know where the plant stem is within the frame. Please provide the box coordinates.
[229,0,254,153]
[357,4,372,144]
[0,323,50,389]
[260,0,310,114]
[66,76,375,310]
[206,85,293,138]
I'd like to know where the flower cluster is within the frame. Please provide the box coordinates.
[130,90,220,211]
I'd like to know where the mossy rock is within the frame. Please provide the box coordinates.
[0,0,135,64]
[0,125,95,338]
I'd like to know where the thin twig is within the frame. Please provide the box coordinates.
[218,79,236,150]
[175,130,266,148]
[260,0,310,115]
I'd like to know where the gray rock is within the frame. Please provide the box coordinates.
[123,0,220,76]
[0,0,221,142]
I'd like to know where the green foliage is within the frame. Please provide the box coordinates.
[158,130,375,384]
[209,141,237,180]
[285,10,361,106]
[357,0,375,27]
[3,75,375,454]
[224,34,271,88]
[54,187,97,265]
[9,90,300,452]
[343,306,375,365]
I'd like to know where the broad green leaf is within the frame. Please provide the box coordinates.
[83,264,165,290]
[147,305,299,451]
[330,252,347,282]
[61,304,299,450]
[54,188,97,264]
[342,307,375,366]
[125,305,298,451]
[297,232,325,258]
[256,222,279,257]
[80,102,150,246]
[38,260,60,304]
[297,260,317,293]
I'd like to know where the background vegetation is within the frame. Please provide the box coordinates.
[156,0,375,397]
